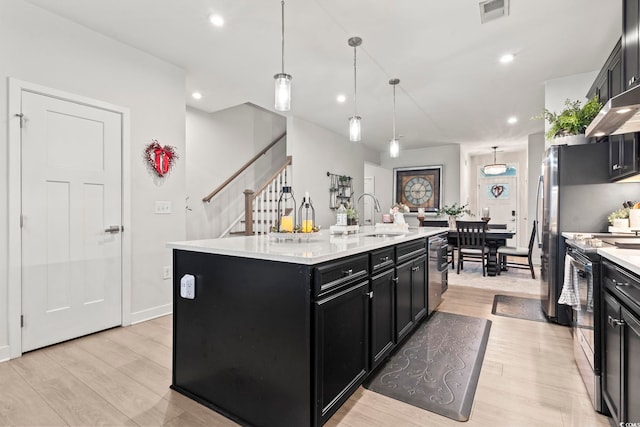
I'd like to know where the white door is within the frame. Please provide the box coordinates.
[477,170,519,246]
[21,91,122,352]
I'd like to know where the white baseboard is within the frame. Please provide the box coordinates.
[0,345,11,363]
[130,303,172,325]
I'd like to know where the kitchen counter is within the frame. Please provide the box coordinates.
[597,248,640,276]
[167,225,446,265]
[169,225,447,426]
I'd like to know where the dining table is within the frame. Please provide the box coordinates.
[447,228,515,276]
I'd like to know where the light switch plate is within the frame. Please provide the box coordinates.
[155,201,172,214]
[180,274,195,299]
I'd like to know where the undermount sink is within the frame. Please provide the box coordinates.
[363,232,406,238]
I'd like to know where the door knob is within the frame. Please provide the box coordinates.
[105,225,121,233]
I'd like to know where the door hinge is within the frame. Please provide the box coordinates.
[15,113,24,129]
[20,315,24,328]
[20,214,23,228]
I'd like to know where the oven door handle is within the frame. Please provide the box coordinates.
[569,256,592,272]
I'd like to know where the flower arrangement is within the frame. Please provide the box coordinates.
[390,203,410,214]
[436,202,473,218]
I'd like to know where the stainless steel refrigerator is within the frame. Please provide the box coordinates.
[537,143,640,325]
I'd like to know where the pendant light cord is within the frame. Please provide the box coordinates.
[353,45,357,116]
[281,0,285,73]
[392,84,396,139]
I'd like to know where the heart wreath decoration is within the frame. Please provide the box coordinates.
[490,184,505,198]
[144,140,178,177]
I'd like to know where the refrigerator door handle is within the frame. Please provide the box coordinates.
[535,175,543,248]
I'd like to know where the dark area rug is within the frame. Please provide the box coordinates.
[363,311,491,422]
[491,294,547,323]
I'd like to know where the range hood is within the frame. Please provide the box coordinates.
[586,84,640,137]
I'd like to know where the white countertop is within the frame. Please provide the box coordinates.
[598,248,640,276]
[167,226,448,265]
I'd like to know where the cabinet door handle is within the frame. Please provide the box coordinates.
[368,291,374,299]
[342,269,353,276]
[612,164,621,171]
[612,278,630,287]
[608,315,625,327]
[630,76,637,87]
[392,277,399,283]
[412,266,420,272]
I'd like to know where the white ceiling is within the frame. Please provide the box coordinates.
[25,0,621,155]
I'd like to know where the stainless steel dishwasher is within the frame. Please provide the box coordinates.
[428,232,449,314]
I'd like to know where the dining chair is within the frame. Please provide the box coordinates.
[497,221,537,279]
[455,220,489,276]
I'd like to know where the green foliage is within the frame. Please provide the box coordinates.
[534,96,603,140]
[437,202,473,218]
[608,207,630,225]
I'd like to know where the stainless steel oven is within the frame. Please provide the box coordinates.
[566,245,602,412]
[428,233,449,314]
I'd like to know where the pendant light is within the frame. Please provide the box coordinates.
[483,146,507,175]
[389,78,400,158]
[348,37,362,141]
[274,0,292,111]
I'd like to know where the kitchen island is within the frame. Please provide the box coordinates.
[167,227,447,427]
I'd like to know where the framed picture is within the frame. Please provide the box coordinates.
[393,165,443,212]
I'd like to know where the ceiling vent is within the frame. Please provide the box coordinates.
[479,0,509,24]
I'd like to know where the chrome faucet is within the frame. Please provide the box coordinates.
[356,193,381,225]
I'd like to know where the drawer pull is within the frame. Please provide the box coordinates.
[342,269,353,276]
[608,315,625,327]
[379,256,390,262]
[612,278,630,287]
[412,266,420,272]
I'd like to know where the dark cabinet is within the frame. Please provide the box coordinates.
[608,133,639,180]
[603,292,622,420]
[395,239,428,343]
[395,259,414,342]
[314,279,369,426]
[588,40,622,105]
[624,0,640,90]
[602,260,640,425]
[370,269,395,370]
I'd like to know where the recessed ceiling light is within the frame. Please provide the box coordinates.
[209,14,224,27]
[192,92,203,100]
[500,53,515,64]
[507,116,518,124]
[336,94,346,103]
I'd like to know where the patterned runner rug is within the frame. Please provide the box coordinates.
[491,294,547,323]
[364,311,491,421]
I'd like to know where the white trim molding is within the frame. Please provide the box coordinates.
[7,78,132,358]
[0,346,10,363]
[130,304,172,325]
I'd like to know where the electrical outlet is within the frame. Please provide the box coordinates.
[163,266,172,280]
[155,201,172,214]
[180,274,195,299]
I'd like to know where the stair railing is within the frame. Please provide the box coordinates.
[244,156,292,235]
[202,131,286,203]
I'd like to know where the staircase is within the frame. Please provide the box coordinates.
[202,132,292,237]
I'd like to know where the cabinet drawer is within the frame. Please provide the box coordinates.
[603,260,640,314]
[314,254,369,297]
[396,239,426,263]
[370,247,395,273]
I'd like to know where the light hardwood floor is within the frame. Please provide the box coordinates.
[1,284,610,427]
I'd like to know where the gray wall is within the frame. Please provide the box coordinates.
[185,105,286,239]
[380,144,461,219]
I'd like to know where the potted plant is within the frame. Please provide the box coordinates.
[608,207,630,228]
[346,206,358,225]
[534,95,602,144]
[437,202,473,228]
